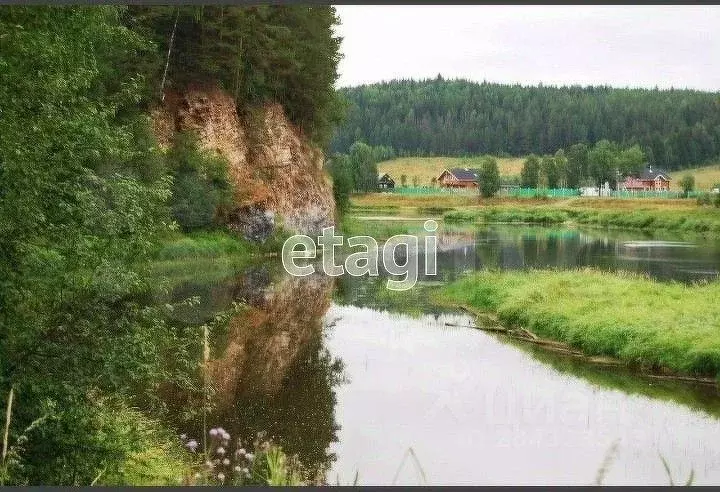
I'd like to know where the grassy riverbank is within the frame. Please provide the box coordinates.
[350,194,720,236]
[148,230,286,286]
[436,269,720,380]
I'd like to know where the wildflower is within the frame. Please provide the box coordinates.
[223,458,230,466]
[217,472,225,483]
[234,466,242,473]
[180,433,187,441]
[216,446,226,456]
[222,431,231,441]
[242,468,249,475]
[209,428,219,437]
[185,440,199,452]
[246,452,254,461]
[237,448,246,456]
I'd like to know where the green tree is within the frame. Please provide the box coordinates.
[680,175,695,197]
[329,153,353,214]
[616,144,646,177]
[166,132,233,231]
[588,140,620,192]
[565,143,589,189]
[400,174,408,187]
[520,155,541,188]
[479,157,501,198]
[554,149,568,187]
[541,155,559,189]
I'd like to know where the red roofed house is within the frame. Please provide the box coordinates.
[621,166,671,192]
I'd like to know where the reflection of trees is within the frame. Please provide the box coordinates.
[508,337,720,420]
[201,270,344,478]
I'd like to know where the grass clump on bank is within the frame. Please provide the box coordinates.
[154,231,254,261]
[437,269,720,380]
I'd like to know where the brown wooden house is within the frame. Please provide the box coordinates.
[437,168,480,188]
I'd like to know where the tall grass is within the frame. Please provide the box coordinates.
[154,232,253,261]
[437,269,720,379]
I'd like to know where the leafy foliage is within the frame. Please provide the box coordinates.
[478,157,500,198]
[520,155,541,188]
[328,141,396,194]
[165,132,233,232]
[0,6,195,484]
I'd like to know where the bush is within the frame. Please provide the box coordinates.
[696,193,712,206]
[166,132,233,232]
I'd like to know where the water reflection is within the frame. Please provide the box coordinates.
[175,269,345,478]
[353,224,720,284]
[325,305,720,485]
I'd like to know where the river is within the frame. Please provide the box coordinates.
[169,223,720,485]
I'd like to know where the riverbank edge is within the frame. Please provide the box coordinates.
[442,206,720,237]
[348,194,720,238]
[432,269,720,385]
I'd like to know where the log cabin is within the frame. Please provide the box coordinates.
[437,168,480,188]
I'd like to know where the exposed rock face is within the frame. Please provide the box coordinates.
[152,85,335,239]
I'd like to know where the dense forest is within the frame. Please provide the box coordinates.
[331,77,720,170]
[0,5,341,485]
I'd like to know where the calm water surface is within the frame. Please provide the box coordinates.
[171,223,720,485]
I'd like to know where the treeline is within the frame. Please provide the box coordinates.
[519,141,646,190]
[331,77,720,170]
[0,5,342,484]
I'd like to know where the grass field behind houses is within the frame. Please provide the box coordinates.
[377,156,525,186]
[670,162,720,191]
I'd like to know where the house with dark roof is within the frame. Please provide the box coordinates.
[437,168,480,188]
[621,166,671,192]
[377,173,395,190]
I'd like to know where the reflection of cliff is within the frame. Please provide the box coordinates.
[204,270,344,478]
[207,271,334,401]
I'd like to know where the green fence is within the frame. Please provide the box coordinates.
[609,190,702,199]
[384,187,701,199]
[390,187,477,195]
[505,188,580,198]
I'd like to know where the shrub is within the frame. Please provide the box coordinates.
[166,132,233,232]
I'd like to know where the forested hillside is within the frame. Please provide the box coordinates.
[331,77,720,171]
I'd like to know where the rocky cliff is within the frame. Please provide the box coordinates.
[152,85,335,240]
